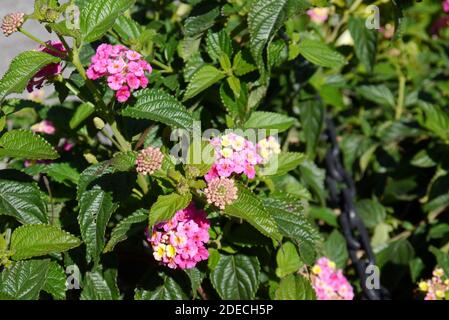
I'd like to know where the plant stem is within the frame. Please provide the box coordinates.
[328,0,363,43]
[396,74,406,120]
[137,174,149,195]
[19,28,67,58]
[151,59,173,73]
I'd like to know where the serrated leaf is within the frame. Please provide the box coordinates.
[0,130,59,160]
[149,192,192,227]
[274,274,316,300]
[122,89,193,130]
[298,39,346,68]
[233,50,257,76]
[43,163,80,186]
[80,271,113,300]
[110,151,137,172]
[113,15,141,41]
[135,275,187,300]
[300,99,324,159]
[0,260,50,300]
[0,179,48,224]
[10,224,81,260]
[0,51,61,101]
[42,261,67,300]
[210,254,260,300]
[184,268,205,299]
[206,30,233,61]
[77,162,115,200]
[183,65,225,101]
[419,102,449,141]
[184,7,220,38]
[80,0,135,43]
[78,189,118,264]
[357,85,395,108]
[262,152,305,177]
[104,209,148,252]
[244,111,294,132]
[348,17,377,73]
[224,184,282,241]
[276,241,302,278]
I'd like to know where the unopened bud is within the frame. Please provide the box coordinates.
[93,117,105,130]
[1,12,25,37]
[83,153,98,164]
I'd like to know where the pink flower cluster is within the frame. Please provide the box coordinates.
[418,267,449,300]
[87,44,152,102]
[205,133,263,182]
[147,203,210,269]
[307,8,329,24]
[443,0,449,12]
[27,41,65,92]
[311,257,354,300]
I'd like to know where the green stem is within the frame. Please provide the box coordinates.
[137,174,149,195]
[152,59,173,73]
[19,28,67,58]
[328,0,363,43]
[396,74,406,120]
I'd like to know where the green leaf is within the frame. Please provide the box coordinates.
[42,261,67,300]
[184,267,205,299]
[77,162,115,200]
[300,99,324,159]
[357,85,395,108]
[233,50,257,77]
[10,224,81,260]
[225,184,282,241]
[184,7,220,38]
[42,163,80,186]
[122,89,194,130]
[299,160,326,205]
[348,17,377,73]
[355,199,386,229]
[377,239,415,268]
[298,39,346,68]
[0,179,48,224]
[244,111,295,132]
[80,271,113,300]
[264,196,321,262]
[78,189,118,264]
[274,274,316,300]
[113,16,141,41]
[429,246,449,276]
[104,209,148,252]
[69,102,95,129]
[183,65,225,101]
[248,0,290,79]
[80,0,135,43]
[0,130,59,160]
[110,151,137,172]
[0,259,51,300]
[210,254,260,300]
[419,102,449,141]
[149,192,192,227]
[323,230,348,269]
[0,51,61,101]
[276,241,302,278]
[135,275,187,300]
[206,30,233,61]
[263,152,305,177]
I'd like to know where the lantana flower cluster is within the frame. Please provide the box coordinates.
[147,203,210,269]
[86,44,152,102]
[311,257,354,300]
[136,146,164,175]
[205,133,263,182]
[27,41,66,92]
[418,267,449,300]
[257,136,281,162]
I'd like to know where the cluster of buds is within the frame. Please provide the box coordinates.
[1,12,24,37]
[311,257,354,300]
[147,203,210,269]
[257,136,281,162]
[27,41,66,92]
[87,44,152,102]
[204,177,238,209]
[136,146,164,175]
[418,267,449,300]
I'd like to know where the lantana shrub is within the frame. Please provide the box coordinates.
[0,0,449,301]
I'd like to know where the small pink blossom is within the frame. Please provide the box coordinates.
[307,7,329,24]
[444,0,449,12]
[116,86,130,103]
[31,120,55,135]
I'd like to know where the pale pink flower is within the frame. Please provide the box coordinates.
[1,12,24,37]
[31,120,56,135]
[204,177,238,210]
[135,146,164,175]
[307,7,329,24]
[116,86,130,103]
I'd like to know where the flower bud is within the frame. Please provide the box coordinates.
[93,117,105,130]
[1,12,25,37]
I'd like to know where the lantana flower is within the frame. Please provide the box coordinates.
[86,44,152,102]
[418,267,449,300]
[311,257,354,300]
[147,203,210,269]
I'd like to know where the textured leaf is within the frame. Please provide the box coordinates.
[244,111,294,132]
[80,271,113,300]
[300,99,324,158]
[104,209,148,252]
[206,30,233,61]
[419,102,449,141]
[42,261,67,300]
[274,274,316,300]
[355,199,386,229]
[276,241,302,278]
[149,192,192,227]
[323,230,348,269]
[0,130,59,160]
[298,39,346,68]
[233,50,257,76]
[183,65,225,100]
[135,275,187,300]
[80,0,135,43]
[69,102,95,129]
[184,7,220,37]
[110,151,137,172]
[210,254,260,299]
[0,51,60,101]
[10,224,81,260]
[78,189,118,264]
[224,184,282,241]
[263,152,305,177]
[0,179,48,224]
[42,163,80,186]
[184,268,205,299]
[113,15,141,40]
[122,89,193,129]
[0,260,50,300]
[77,162,115,200]
[348,17,377,73]
[357,85,395,108]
